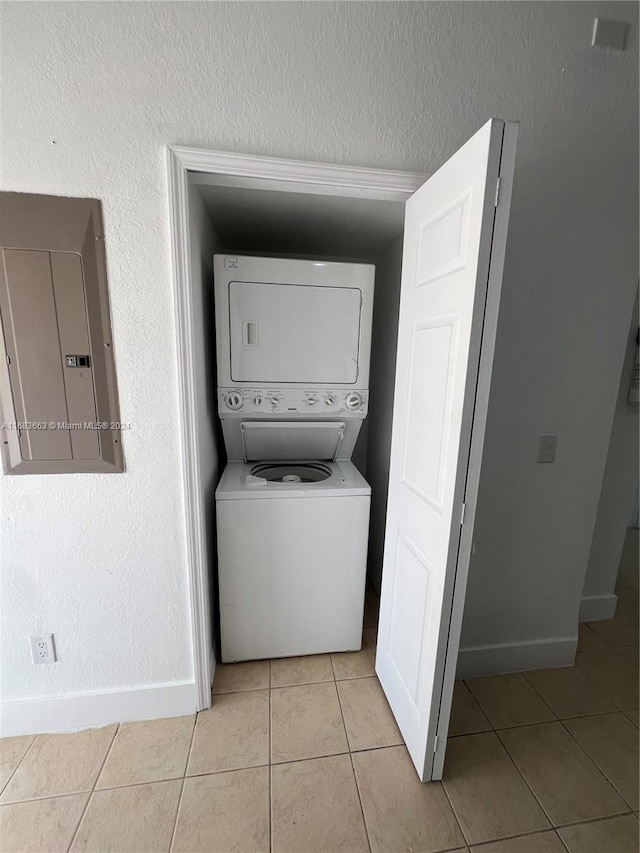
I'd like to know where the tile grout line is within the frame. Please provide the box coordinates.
[573,649,638,713]
[328,648,337,683]
[268,660,272,853]
[3,774,190,805]
[65,722,120,853]
[496,717,636,830]
[466,673,559,732]
[491,726,557,830]
[453,811,638,851]
[168,711,199,853]
[178,745,419,782]
[551,810,637,832]
[516,669,563,723]
[557,714,637,813]
[516,660,623,749]
[520,660,617,718]
[452,700,640,737]
[333,677,356,753]
[0,732,39,799]
[554,827,572,853]
[484,707,638,735]
[438,768,470,847]
[578,620,613,650]
[333,663,371,853]
[584,620,637,648]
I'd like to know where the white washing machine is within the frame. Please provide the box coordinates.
[217,459,370,661]
[214,255,375,662]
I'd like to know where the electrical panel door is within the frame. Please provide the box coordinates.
[0,193,123,474]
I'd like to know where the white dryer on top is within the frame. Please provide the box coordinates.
[214,254,375,397]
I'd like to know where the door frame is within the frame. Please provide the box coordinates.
[166,144,426,709]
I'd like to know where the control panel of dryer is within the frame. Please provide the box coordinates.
[218,388,369,417]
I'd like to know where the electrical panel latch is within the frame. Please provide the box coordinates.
[65,355,90,368]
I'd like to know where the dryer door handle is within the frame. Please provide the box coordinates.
[243,321,259,347]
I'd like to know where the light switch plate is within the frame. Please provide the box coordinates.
[592,18,629,51]
[538,434,558,464]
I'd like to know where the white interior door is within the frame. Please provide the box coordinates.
[376,119,518,781]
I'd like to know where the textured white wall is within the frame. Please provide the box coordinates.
[1,2,637,707]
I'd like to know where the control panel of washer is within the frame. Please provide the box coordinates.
[218,388,368,416]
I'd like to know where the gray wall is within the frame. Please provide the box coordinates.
[1,2,637,712]
[366,237,404,592]
[581,292,639,618]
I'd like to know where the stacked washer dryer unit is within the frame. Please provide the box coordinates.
[214,254,375,662]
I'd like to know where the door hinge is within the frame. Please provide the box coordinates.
[434,734,439,754]
[494,176,501,208]
[6,355,10,365]
[460,503,466,525]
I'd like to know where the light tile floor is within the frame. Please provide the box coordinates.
[1,533,638,852]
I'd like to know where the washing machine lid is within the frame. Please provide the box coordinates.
[240,421,345,462]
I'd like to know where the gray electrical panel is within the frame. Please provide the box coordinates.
[0,193,124,474]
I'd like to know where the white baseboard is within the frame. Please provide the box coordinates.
[456,636,577,679]
[0,681,196,738]
[579,594,618,623]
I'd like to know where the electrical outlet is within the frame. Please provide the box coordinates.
[29,634,56,664]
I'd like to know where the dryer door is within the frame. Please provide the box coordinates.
[229,281,362,384]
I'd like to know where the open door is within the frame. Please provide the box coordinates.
[375,119,518,781]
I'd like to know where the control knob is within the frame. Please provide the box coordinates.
[253,395,262,406]
[305,396,317,406]
[324,395,335,406]
[345,392,363,410]
[226,392,243,410]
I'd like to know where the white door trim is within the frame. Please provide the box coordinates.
[165,144,425,710]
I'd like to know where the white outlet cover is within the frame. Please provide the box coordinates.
[29,633,56,664]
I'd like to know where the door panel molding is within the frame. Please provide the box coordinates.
[401,312,461,511]
[387,530,432,707]
[417,187,473,286]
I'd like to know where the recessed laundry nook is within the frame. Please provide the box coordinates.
[178,119,521,781]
